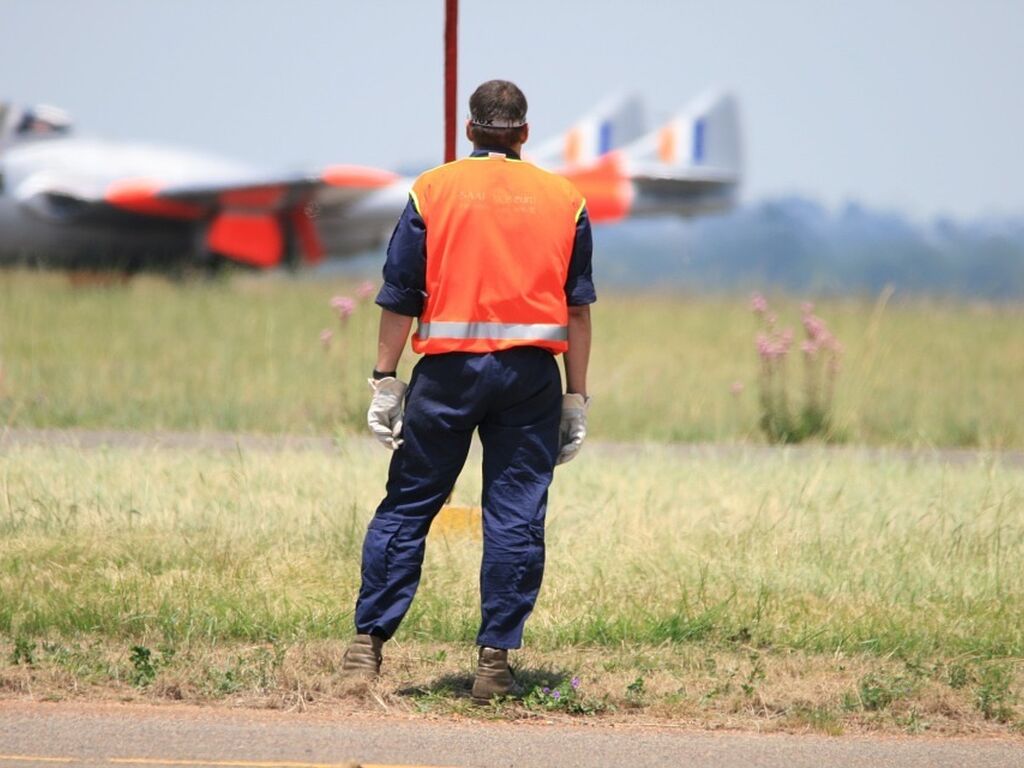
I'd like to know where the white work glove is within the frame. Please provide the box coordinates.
[367,377,408,450]
[556,393,591,465]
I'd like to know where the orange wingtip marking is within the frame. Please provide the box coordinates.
[560,153,633,224]
[207,212,282,268]
[220,186,285,209]
[322,165,398,188]
[105,178,205,220]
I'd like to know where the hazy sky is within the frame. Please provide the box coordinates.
[4,0,1023,219]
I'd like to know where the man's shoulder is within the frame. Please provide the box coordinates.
[413,161,454,186]
[415,157,494,192]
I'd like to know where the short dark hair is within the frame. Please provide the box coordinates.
[468,79,528,150]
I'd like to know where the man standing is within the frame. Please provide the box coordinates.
[342,80,594,703]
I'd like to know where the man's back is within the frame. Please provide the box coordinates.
[410,153,584,356]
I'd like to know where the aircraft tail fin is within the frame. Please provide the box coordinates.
[529,92,646,170]
[623,90,742,180]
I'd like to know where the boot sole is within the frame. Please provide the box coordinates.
[471,685,516,705]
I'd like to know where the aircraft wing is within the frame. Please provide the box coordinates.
[105,165,400,267]
[15,160,400,267]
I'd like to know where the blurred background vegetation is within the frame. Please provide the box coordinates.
[1,270,1021,448]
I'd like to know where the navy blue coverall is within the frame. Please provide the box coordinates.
[354,148,596,650]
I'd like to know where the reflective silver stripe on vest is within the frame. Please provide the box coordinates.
[417,321,568,342]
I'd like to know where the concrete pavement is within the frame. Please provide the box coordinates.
[0,702,1021,768]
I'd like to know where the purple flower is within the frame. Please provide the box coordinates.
[542,686,550,694]
[552,690,561,700]
[571,676,581,690]
[750,292,768,315]
[330,295,356,321]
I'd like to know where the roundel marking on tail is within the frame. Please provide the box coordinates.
[657,125,676,164]
[692,118,706,164]
[564,128,582,167]
[598,120,613,156]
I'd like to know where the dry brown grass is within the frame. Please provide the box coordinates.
[2,638,1020,737]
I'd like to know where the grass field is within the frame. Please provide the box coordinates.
[2,269,1022,732]
[2,270,1023,447]
[1,440,1021,731]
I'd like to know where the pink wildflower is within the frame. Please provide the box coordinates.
[801,340,818,356]
[319,328,333,348]
[730,381,744,395]
[330,295,356,320]
[750,292,768,315]
[802,314,827,342]
[356,281,376,300]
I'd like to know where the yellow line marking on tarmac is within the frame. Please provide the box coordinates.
[0,757,446,768]
[109,760,358,768]
[111,760,436,768]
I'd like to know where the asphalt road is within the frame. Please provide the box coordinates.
[0,702,1021,768]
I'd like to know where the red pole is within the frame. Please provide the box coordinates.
[444,0,458,163]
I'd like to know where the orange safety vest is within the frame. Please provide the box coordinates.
[409,152,585,355]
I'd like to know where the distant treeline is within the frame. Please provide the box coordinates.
[595,197,1024,299]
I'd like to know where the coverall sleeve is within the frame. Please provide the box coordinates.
[375,197,427,317]
[565,206,597,306]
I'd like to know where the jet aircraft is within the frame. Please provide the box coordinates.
[0,91,741,273]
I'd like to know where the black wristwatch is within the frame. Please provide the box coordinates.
[372,369,397,380]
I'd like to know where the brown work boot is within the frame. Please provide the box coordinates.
[340,633,384,679]
[471,646,515,703]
